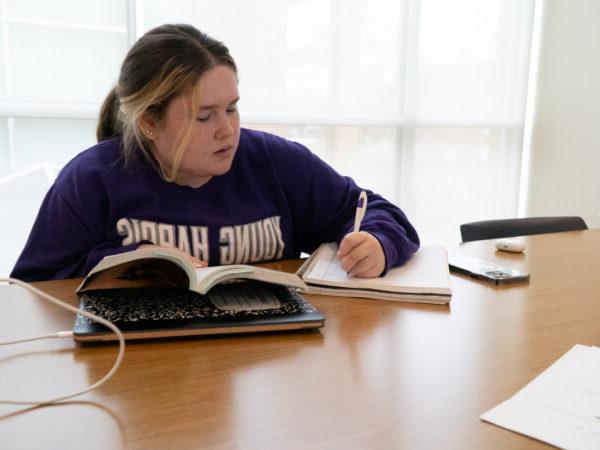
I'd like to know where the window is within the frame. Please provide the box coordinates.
[144,0,535,244]
[0,0,535,275]
[0,0,130,166]
[0,0,131,275]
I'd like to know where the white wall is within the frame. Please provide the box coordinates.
[525,0,600,228]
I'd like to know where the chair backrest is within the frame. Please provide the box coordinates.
[460,216,588,242]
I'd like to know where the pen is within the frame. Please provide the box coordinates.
[353,190,368,233]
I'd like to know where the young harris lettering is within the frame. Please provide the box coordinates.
[116,216,285,265]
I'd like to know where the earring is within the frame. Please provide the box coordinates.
[145,129,153,137]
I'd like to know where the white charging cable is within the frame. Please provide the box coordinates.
[0,277,125,406]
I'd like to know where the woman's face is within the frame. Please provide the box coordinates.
[147,65,241,188]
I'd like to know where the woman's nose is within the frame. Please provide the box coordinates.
[215,114,234,139]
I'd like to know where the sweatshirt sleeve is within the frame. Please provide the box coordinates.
[10,177,140,282]
[265,134,420,272]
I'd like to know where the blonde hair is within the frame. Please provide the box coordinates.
[97,24,237,181]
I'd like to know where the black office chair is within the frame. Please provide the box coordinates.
[460,216,588,242]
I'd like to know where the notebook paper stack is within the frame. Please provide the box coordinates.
[298,243,452,304]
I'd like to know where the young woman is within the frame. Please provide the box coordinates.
[11,24,419,282]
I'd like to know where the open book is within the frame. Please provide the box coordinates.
[78,243,451,305]
[77,247,307,294]
[298,243,452,304]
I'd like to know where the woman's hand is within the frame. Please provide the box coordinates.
[138,244,208,268]
[337,231,385,278]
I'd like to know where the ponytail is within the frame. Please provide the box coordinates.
[96,88,121,142]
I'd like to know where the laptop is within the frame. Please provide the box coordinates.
[73,281,324,342]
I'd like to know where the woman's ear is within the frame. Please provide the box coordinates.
[138,114,158,141]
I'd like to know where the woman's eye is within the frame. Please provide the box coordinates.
[226,107,237,114]
[197,116,210,122]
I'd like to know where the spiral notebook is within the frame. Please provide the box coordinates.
[73,281,324,342]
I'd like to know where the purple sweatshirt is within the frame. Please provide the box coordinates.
[11,128,419,281]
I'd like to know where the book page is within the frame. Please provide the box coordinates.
[191,265,306,294]
[78,258,190,292]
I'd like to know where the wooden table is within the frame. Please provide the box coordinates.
[1,229,599,449]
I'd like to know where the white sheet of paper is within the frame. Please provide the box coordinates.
[481,344,600,450]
